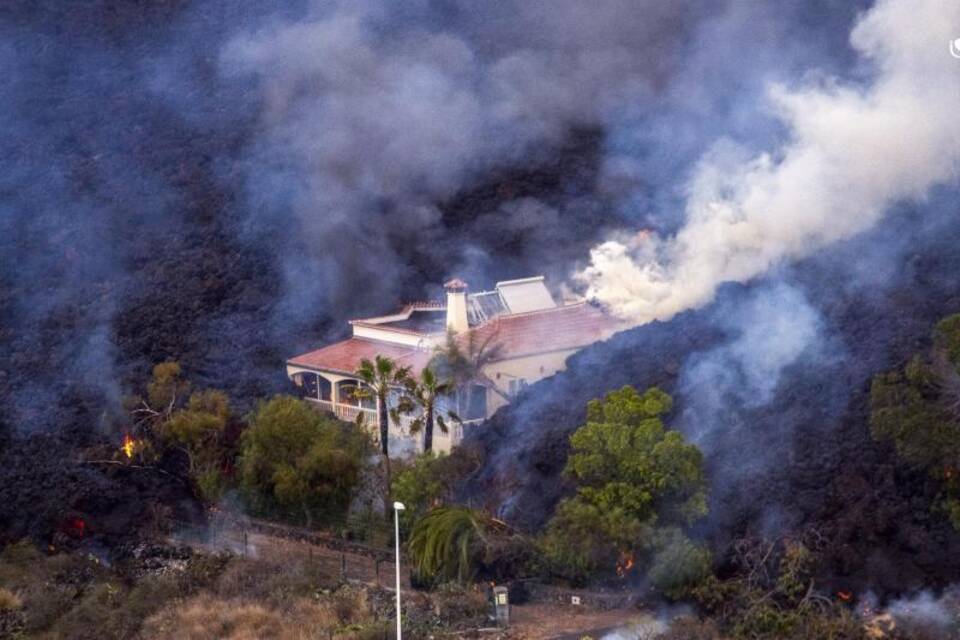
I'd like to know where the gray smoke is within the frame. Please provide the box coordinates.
[216,0,714,327]
[678,283,826,444]
[578,0,960,326]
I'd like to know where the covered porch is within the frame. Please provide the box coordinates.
[287,365,485,455]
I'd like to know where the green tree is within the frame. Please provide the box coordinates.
[124,363,236,502]
[146,361,191,415]
[400,367,459,453]
[239,395,369,526]
[126,361,191,440]
[162,389,232,502]
[392,453,446,534]
[870,313,960,528]
[540,386,709,586]
[568,386,707,525]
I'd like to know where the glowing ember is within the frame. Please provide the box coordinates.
[837,590,853,601]
[63,517,86,539]
[121,433,136,459]
[615,551,635,578]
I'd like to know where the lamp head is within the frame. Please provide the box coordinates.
[393,501,406,511]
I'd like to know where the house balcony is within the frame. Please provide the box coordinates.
[307,398,374,423]
[305,396,483,455]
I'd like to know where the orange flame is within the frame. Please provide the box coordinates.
[616,551,635,578]
[121,434,136,459]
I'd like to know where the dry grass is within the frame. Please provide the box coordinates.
[140,593,378,640]
[0,587,23,612]
[214,555,328,607]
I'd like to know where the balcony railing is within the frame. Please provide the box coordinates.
[306,397,486,453]
[308,398,375,423]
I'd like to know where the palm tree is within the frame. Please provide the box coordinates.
[407,506,488,583]
[401,367,459,453]
[431,329,507,419]
[354,355,411,458]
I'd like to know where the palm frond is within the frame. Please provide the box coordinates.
[408,417,425,435]
[408,506,488,583]
[388,407,402,425]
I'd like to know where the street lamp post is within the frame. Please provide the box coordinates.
[393,501,406,640]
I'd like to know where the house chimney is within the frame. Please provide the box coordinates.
[444,278,469,334]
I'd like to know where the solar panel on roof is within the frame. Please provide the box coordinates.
[468,291,507,325]
[496,277,556,314]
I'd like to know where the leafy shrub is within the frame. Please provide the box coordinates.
[647,528,712,599]
[392,449,481,536]
[870,313,960,529]
[392,453,447,533]
[196,466,229,503]
[688,535,865,640]
[239,395,370,526]
[539,500,645,585]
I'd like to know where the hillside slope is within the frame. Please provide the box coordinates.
[462,200,960,596]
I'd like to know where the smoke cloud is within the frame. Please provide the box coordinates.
[217,0,712,329]
[578,0,960,326]
[678,283,825,444]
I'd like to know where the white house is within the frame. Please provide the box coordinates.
[286,276,618,456]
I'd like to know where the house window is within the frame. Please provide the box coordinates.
[295,372,319,399]
[337,380,375,410]
[318,376,332,401]
[461,384,487,421]
[508,378,528,398]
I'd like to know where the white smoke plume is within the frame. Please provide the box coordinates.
[578,0,960,325]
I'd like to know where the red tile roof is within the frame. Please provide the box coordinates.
[288,302,620,376]
[462,302,620,359]
[288,338,434,377]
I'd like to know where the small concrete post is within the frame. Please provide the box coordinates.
[493,586,510,627]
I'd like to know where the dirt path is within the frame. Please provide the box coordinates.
[508,604,652,639]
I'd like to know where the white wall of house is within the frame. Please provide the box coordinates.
[349,324,442,347]
[481,348,579,413]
